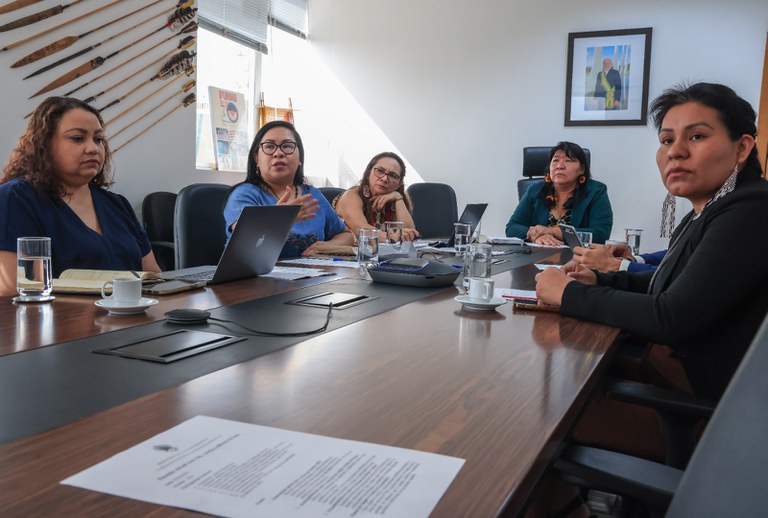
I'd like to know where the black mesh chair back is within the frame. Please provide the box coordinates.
[174,183,230,269]
[517,146,591,200]
[406,182,458,239]
[141,191,177,270]
[318,186,345,206]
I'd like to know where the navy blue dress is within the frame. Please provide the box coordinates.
[0,178,152,277]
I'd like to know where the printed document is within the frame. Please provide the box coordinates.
[62,415,464,518]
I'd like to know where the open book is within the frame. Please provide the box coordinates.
[52,269,163,295]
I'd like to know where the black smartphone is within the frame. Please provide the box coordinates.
[559,224,583,249]
[512,299,560,312]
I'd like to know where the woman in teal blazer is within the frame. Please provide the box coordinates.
[505,141,613,244]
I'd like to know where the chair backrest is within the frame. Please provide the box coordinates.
[517,146,591,200]
[174,183,230,269]
[665,315,768,517]
[142,191,177,271]
[406,182,458,239]
[142,191,177,243]
[318,186,345,206]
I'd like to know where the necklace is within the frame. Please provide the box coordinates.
[266,184,300,200]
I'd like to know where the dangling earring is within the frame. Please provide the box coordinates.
[362,185,371,198]
[578,175,586,184]
[544,174,551,183]
[660,192,676,238]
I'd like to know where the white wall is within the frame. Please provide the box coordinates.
[308,0,768,252]
[1,0,766,253]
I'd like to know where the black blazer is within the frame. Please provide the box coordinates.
[561,170,768,399]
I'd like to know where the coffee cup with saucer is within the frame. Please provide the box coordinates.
[95,277,158,315]
[455,277,507,311]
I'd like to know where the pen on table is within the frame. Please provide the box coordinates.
[130,270,141,278]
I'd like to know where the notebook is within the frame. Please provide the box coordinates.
[431,203,488,247]
[163,204,300,285]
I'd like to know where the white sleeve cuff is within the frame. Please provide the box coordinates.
[619,259,632,271]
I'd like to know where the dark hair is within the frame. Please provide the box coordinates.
[356,151,411,211]
[650,82,762,178]
[244,120,306,188]
[1,96,113,198]
[541,141,590,207]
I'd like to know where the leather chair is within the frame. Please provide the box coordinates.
[174,183,230,269]
[318,186,345,206]
[141,191,177,271]
[553,315,768,516]
[518,146,591,200]
[406,182,458,239]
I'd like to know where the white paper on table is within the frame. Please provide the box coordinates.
[495,288,538,301]
[262,266,336,280]
[486,236,524,245]
[280,258,360,268]
[62,416,465,518]
[533,264,561,270]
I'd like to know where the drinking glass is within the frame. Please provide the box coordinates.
[357,228,379,275]
[454,223,471,255]
[385,221,404,250]
[462,243,493,288]
[625,228,643,255]
[16,237,53,302]
[576,231,593,248]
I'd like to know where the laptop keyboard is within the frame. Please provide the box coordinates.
[174,269,216,282]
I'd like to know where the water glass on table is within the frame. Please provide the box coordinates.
[15,236,53,303]
[576,231,593,248]
[625,228,643,255]
[385,221,404,250]
[454,222,471,255]
[462,243,493,288]
[357,228,379,276]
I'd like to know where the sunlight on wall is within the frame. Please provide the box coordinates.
[261,29,424,188]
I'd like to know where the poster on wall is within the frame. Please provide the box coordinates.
[209,86,250,172]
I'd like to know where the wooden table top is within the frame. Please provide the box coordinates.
[0,250,618,517]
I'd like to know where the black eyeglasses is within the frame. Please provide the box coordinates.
[372,166,402,182]
[259,141,297,155]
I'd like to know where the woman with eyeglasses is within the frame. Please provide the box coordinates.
[333,151,419,241]
[223,121,352,258]
[505,141,613,245]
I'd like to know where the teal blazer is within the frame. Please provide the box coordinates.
[505,179,613,244]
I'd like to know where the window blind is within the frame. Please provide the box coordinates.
[199,0,309,53]
[198,0,270,54]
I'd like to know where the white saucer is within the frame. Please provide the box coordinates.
[455,295,507,312]
[95,297,158,315]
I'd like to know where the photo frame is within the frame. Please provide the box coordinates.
[565,28,652,126]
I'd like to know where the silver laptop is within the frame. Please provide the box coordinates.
[163,204,300,284]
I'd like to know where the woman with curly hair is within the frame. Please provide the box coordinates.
[0,97,160,296]
[505,141,613,245]
[333,151,419,241]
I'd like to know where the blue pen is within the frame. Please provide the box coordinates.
[332,257,345,261]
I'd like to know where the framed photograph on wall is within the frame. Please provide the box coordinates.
[565,28,652,126]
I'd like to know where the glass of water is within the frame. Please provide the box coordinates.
[576,231,593,248]
[385,221,403,250]
[454,222,471,255]
[357,228,379,275]
[462,243,493,288]
[16,236,53,302]
[625,228,643,255]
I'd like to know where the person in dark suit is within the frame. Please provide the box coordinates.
[530,82,768,517]
[594,58,622,110]
[538,82,768,400]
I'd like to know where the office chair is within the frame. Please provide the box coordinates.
[406,182,458,239]
[141,191,177,271]
[174,183,230,269]
[518,146,591,200]
[553,314,768,516]
[318,186,345,206]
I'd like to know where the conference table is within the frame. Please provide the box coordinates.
[0,248,620,517]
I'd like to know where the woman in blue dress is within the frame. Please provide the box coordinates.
[223,121,352,258]
[0,97,160,296]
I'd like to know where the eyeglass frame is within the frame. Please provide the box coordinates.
[372,166,402,182]
[259,141,298,155]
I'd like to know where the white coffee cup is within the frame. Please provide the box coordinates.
[468,277,495,303]
[101,277,142,306]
